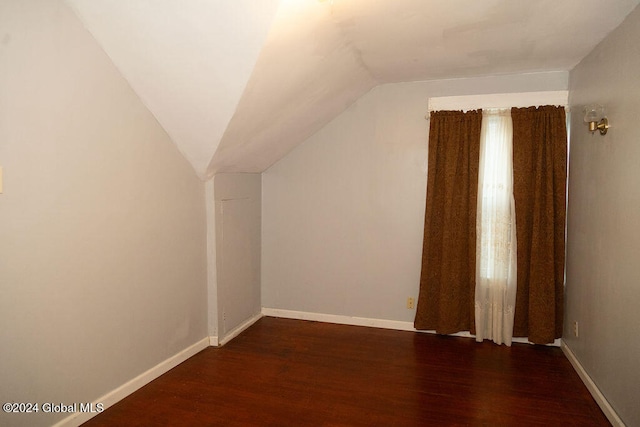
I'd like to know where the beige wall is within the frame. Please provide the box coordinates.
[4,0,637,424]
[0,2,208,426]
[262,72,568,322]
[566,5,640,426]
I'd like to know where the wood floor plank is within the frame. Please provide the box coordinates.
[82,317,610,426]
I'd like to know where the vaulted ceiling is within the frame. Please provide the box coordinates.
[65,0,640,178]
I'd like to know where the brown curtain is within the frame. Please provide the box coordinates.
[414,110,482,334]
[511,106,567,344]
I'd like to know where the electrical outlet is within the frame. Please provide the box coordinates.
[573,321,579,338]
[407,297,415,310]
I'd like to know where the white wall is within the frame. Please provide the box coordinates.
[0,2,208,426]
[262,71,568,323]
[214,174,262,341]
[565,5,640,426]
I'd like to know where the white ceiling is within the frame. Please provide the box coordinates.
[66,0,640,177]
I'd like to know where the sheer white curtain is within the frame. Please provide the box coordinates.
[475,109,517,346]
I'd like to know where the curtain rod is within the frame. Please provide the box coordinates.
[425,91,570,119]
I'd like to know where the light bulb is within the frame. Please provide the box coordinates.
[583,104,605,123]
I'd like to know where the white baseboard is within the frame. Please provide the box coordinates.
[53,313,262,426]
[53,337,210,427]
[261,307,416,331]
[219,312,263,346]
[260,307,556,346]
[561,342,625,427]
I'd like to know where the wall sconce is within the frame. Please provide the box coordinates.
[583,104,609,135]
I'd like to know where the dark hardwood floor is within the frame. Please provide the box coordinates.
[82,317,610,426]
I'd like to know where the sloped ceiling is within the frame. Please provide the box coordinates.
[65,0,280,176]
[66,0,640,177]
